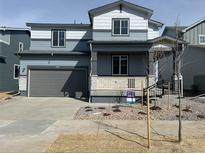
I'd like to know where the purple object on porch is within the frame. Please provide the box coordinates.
[127,91,135,98]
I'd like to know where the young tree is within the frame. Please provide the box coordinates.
[173,16,184,142]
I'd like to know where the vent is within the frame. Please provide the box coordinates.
[128,79,135,88]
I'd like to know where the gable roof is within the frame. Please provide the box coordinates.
[26,23,91,28]
[0,27,30,31]
[150,35,188,44]
[182,17,205,33]
[162,26,187,38]
[149,19,164,27]
[88,0,153,23]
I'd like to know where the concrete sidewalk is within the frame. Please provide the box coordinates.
[0,120,204,152]
[0,96,204,152]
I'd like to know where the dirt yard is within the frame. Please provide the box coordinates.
[74,96,205,120]
[47,133,205,153]
[0,91,16,100]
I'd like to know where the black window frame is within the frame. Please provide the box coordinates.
[112,18,130,36]
[51,29,66,48]
[112,55,128,75]
[14,64,20,79]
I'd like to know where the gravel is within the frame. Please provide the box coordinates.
[74,96,205,121]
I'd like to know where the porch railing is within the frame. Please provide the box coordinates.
[92,76,147,90]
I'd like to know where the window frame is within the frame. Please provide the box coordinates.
[13,64,20,79]
[199,35,205,45]
[19,42,24,52]
[112,55,128,76]
[112,18,130,36]
[51,29,66,48]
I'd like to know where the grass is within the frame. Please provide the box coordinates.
[47,133,205,153]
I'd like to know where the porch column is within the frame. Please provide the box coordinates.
[148,50,155,87]
[90,51,98,98]
[172,48,183,96]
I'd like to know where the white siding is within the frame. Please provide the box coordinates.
[66,30,91,39]
[31,28,92,40]
[148,25,160,39]
[31,29,51,39]
[19,76,27,91]
[93,7,148,30]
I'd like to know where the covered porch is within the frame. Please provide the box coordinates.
[89,41,153,103]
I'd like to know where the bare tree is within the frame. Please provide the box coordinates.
[173,16,185,142]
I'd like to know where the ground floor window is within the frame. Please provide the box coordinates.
[14,64,20,79]
[112,55,128,75]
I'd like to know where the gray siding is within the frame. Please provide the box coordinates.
[158,46,205,91]
[93,30,147,41]
[30,39,90,52]
[0,30,30,91]
[182,46,205,90]
[97,53,148,76]
[92,44,151,52]
[158,54,173,82]
[184,21,205,45]
[20,55,90,76]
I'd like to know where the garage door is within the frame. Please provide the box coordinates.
[29,69,87,98]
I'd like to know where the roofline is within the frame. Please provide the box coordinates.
[15,50,90,56]
[182,17,205,33]
[148,19,164,27]
[0,27,30,31]
[88,40,153,44]
[26,23,91,28]
[150,35,189,44]
[88,0,153,23]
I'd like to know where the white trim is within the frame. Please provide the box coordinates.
[28,69,30,97]
[182,17,205,33]
[112,19,130,36]
[13,64,20,79]
[112,55,128,75]
[19,42,24,52]
[199,35,205,45]
[0,27,30,31]
[0,39,10,45]
[51,29,66,48]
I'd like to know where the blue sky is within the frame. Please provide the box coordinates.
[0,0,204,28]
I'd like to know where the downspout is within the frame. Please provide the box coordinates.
[89,43,93,103]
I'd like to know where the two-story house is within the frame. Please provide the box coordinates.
[161,17,205,92]
[0,27,30,92]
[19,0,187,102]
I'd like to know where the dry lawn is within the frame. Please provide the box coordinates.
[0,91,15,100]
[47,133,205,153]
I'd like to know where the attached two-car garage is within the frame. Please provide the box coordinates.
[28,67,88,99]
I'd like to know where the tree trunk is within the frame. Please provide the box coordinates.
[177,74,182,142]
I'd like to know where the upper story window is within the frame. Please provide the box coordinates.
[112,19,129,35]
[52,29,66,47]
[199,35,205,44]
[112,55,128,75]
[19,42,24,52]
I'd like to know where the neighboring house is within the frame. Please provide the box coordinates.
[0,27,30,92]
[161,17,205,92]
[19,0,186,102]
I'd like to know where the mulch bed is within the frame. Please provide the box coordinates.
[74,97,205,121]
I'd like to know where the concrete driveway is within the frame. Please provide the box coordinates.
[0,96,89,152]
[0,96,205,152]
